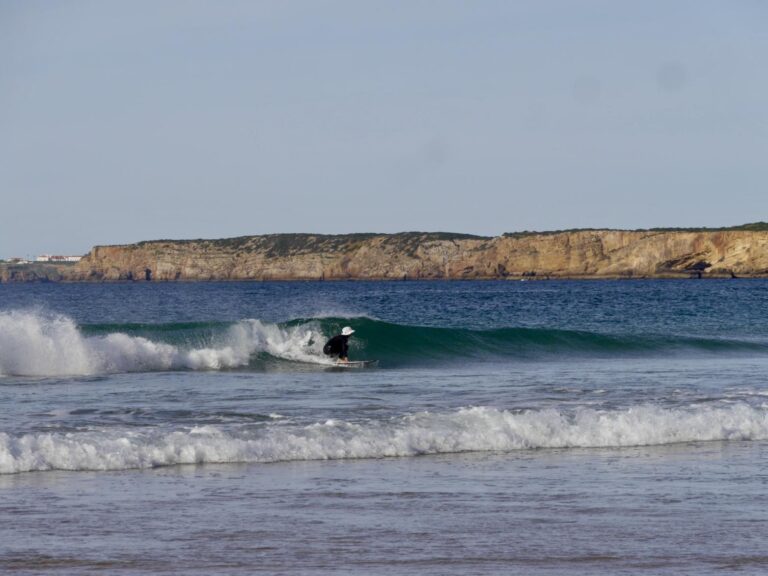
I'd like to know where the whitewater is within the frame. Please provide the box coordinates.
[3,404,768,474]
[2,280,768,575]
[0,310,339,376]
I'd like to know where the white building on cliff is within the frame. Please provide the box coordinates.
[35,254,83,263]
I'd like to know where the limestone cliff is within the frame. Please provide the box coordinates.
[0,263,71,283]
[7,228,765,282]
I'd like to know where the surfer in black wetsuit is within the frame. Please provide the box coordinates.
[323,326,355,363]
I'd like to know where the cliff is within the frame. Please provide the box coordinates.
[5,227,768,282]
[0,262,73,283]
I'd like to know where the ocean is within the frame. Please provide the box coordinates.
[1,280,768,575]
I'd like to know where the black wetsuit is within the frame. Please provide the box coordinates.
[323,334,349,359]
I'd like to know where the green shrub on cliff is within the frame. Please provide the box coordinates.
[503,222,768,237]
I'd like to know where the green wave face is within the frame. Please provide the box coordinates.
[288,317,768,366]
[78,316,768,370]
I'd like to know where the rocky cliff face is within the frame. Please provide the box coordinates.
[0,263,71,283]
[9,229,762,282]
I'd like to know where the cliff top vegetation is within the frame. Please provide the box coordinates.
[127,232,490,256]
[502,222,768,238]
[104,224,768,253]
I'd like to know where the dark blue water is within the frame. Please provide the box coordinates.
[1,280,768,575]
[3,279,768,335]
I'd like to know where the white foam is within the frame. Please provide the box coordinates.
[305,309,372,320]
[0,311,333,377]
[0,311,94,376]
[2,404,766,474]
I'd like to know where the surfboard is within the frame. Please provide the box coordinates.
[333,360,378,368]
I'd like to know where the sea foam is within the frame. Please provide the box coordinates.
[2,404,766,474]
[0,310,331,377]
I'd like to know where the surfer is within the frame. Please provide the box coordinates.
[323,326,355,363]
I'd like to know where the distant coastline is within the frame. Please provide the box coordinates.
[3,224,768,282]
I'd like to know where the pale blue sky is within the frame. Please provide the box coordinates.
[1,0,767,258]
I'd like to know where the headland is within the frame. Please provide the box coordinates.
[3,224,768,282]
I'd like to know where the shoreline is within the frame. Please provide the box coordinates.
[0,266,759,283]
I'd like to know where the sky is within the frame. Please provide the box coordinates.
[1,0,767,258]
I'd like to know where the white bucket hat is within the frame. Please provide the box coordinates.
[341,326,355,336]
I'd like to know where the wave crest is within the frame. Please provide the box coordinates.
[2,310,766,377]
[2,404,766,474]
[0,311,331,377]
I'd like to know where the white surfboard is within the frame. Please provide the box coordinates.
[333,360,379,368]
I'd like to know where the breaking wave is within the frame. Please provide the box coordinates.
[0,310,333,377]
[1,310,767,377]
[2,404,767,474]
